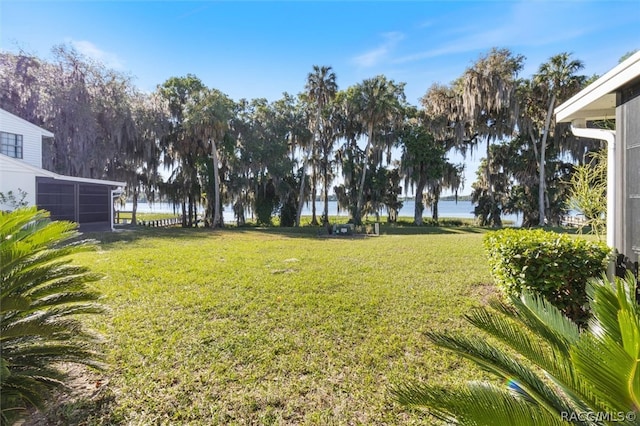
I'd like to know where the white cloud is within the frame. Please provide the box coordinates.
[394,2,593,65]
[352,32,405,68]
[68,39,124,70]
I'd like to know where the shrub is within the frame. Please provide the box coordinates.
[483,228,611,324]
[0,208,104,425]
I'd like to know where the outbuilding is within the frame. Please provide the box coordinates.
[0,108,125,231]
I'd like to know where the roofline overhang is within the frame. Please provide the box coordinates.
[1,153,125,187]
[555,51,640,123]
[50,175,126,187]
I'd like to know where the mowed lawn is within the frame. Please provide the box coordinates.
[70,226,496,425]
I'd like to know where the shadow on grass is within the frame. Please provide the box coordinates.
[81,225,215,248]
[84,222,589,246]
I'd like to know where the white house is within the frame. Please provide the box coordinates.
[555,51,640,276]
[0,108,125,231]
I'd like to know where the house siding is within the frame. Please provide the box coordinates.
[0,109,51,168]
[619,95,640,262]
[0,154,41,207]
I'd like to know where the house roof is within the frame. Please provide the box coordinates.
[555,51,640,123]
[0,108,54,138]
[0,153,125,187]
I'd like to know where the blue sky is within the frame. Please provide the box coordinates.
[2,0,639,194]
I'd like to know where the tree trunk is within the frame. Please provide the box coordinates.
[234,201,245,226]
[486,138,492,198]
[539,94,556,227]
[132,189,138,225]
[211,139,222,228]
[295,158,307,227]
[323,159,329,226]
[311,166,318,226]
[485,138,501,227]
[414,176,426,226]
[432,191,439,221]
[356,125,374,226]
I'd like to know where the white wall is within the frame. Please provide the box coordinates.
[0,109,52,168]
[0,154,39,208]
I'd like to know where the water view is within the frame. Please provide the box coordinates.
[119,199,523,226]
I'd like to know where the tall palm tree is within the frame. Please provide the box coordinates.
[1,208,104,425]
[354,75,406,225]
[394,272,640,425]
[300,65,338,226]
[534,53,586,226]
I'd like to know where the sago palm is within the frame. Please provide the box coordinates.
[0,207,104,425]
[393,273,640,425]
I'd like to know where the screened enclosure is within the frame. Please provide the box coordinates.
[36,177,114,231]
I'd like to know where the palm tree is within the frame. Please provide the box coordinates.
[534,53,585,226]
[354,75,406,225]
[1,208,104,425]
[300,65,338,226]
[394,272,640,425]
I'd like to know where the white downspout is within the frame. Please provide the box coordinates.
[569,120,616,248]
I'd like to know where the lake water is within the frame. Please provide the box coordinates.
[120,199,523,226]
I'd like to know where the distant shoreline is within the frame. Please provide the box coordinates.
[125,194,474,204]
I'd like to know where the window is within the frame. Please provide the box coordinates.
[0,132,23,159]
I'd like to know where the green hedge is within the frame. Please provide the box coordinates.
[484,229,611,324]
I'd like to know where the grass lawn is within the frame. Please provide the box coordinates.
[42,225,498,425]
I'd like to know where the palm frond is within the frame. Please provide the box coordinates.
[395,267,640,425]
[573,274,640,415]
[1,207,105,423]
[466,306,568,375]
[426,331,574,415]
[489,291,579,355]
[572,334,640,414]
[393,381,570,426]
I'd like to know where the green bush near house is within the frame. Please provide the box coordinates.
[483,228,611,324]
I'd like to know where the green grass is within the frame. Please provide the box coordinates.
[47,226,499,425]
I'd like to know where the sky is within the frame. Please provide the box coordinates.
[2,0,639,195]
